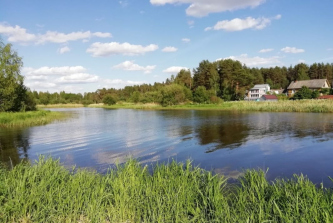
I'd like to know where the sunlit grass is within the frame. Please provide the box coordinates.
[37,103,84,108]
[0,110,67,127]
[89,99,333,113]
[1,157,333,222]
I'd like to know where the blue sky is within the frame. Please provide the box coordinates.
[1,0,333,93]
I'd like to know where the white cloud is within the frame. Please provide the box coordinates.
[150,0,266,17]
[86,42,159,57]
[281,47,305,54]
[113,61,156,74]
[182,38,190,43]
[23,66,87,76]
[163,66,189,73]
[0,23,37,43]
[56,73,99,84]
[0,23,112,44]
[220,54,281,67]
[58,46,70,54]
[205,15,280,32]
[259,48,274,53]
[162,46,178,52]
[102,79,144,89]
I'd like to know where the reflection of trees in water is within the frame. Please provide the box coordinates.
[196,121,250,153]
[0,128,30,166]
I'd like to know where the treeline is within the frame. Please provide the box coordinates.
[35,59,333,106]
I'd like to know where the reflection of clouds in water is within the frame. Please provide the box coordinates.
[213,166,243,179]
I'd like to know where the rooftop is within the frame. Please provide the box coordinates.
[287,79,329,89]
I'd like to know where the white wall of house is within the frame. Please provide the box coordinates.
[247,84,270,100]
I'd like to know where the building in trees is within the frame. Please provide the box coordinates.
[245,84,271,101]
[287,79,330,97]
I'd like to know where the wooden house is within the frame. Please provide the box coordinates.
[287,79,330,97]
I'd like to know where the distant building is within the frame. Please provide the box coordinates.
[245,84,270,101]
[287,79,330,97]
[318,95,333,100]
[261,95,278,101]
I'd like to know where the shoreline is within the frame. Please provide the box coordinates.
[0,110,68,127]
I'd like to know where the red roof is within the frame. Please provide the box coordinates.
[262,95,278,100]
[318,95,333,99]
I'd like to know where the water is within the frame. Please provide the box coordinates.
[1,107,333,185]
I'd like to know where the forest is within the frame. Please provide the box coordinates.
[33,59,333,106]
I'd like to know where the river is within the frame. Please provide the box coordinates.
[1,108,333,185]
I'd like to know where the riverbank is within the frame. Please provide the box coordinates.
[89,99,333,113]
[37,103,84,108]
[0,157,332,222]
[0,110,67,127]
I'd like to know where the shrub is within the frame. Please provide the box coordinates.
[103,95,116,105]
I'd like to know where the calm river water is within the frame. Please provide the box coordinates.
[1,108,333,185]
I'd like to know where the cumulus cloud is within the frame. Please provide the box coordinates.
[102,79,145,89]
[163,66,189,73]
[162,46,178,52]
[259,48,274,53]
[150,0,266,17]
[0,23,111,44]
[205,15,281,32]
[281,47,305,54]
[56,73,99,84]
[219,54,280,67]
[182,38,190,43]
[113,61,156,74]
[22,66,99,86]
[86,42,159,57]
[58,46,70,54]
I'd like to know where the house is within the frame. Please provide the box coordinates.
[261,95,278,101]
[287,79,330,97]
[245,84,270,101]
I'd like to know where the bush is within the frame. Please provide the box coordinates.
[103,95,116,105]
[193,86,209,103]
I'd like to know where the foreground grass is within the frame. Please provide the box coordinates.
[90,99,333,113]
[0,110,67,127]
[1,158,333,222]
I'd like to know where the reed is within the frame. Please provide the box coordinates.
[89,100,333,113]
[37,103,84,108]
[0,110,67,127]
[1,157,332,222]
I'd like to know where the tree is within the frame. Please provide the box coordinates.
[293,86,313,99]
[193,86,209,103]
[103,95,116,105]
[0,41,36,112]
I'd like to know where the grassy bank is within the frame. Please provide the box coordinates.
[37,103,84,108]
[90,99,333,113]
[1,157,332,222]
[0,110,67,127]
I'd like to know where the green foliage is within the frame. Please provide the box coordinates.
[2,157,333,222]
[159,84,187,106]
[193,86,209,103]
[0,41,36,112]
[293,86,313,99]
[102,95,116,105]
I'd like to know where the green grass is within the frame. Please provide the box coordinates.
[90,99,333,113]
[1,157,333,222]
[37,103,84,108]
[0,110,67,127]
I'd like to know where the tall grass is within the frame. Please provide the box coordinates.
[0,110,67,127]
[1,157,333,222]
[89,100,333,113]
[37,103,84,108]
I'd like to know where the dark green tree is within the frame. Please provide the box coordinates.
[293,86,313,99]
[103,95,116,105]
[0,41,36,111]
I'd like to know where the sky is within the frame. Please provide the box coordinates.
[1,0,333,93]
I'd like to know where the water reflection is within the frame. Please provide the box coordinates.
[0,127,30,166]
[1,108,333,185]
